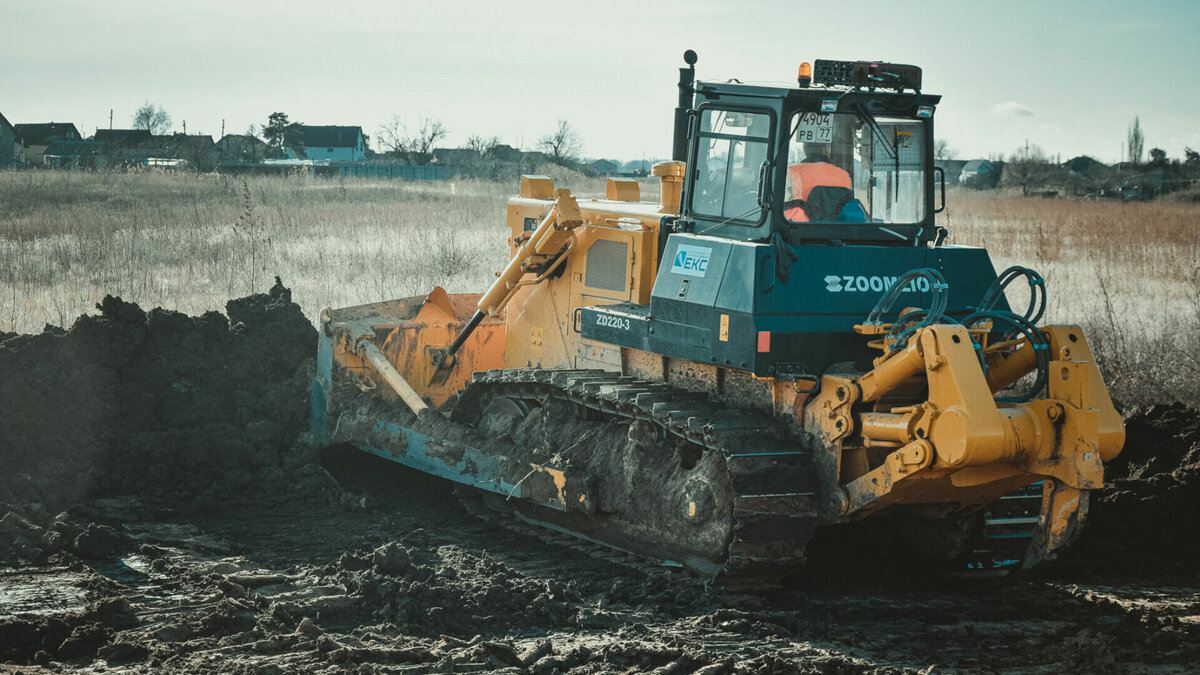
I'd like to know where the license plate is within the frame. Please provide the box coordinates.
[795,112,833,143]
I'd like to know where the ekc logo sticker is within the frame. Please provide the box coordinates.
[671,245,712,277]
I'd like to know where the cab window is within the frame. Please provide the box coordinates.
[783,112,926,225]
[691,109,770,223]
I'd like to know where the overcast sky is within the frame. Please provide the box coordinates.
[2,0,1197,163]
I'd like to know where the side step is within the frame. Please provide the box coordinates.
[964,482,1044,572]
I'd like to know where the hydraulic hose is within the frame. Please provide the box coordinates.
[963,309,1049,403]
[978,265,1046,324]
[968,266,1050,402]
[865,268,950,353]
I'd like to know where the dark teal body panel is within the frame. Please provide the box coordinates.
[581,234,1006,377]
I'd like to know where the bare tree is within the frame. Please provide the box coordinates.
[934,139,958,161]
[132,102,172,134]
[1004,141,1052,197]
[465,134,501,154]
[407,118,447,164]
[538,120,582,165]
[377,115,448,165]
[376,114,406,154]
[1128,116,1144,165]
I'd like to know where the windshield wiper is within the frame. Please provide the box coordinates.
[856,104,896,160]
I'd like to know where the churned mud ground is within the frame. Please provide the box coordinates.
[2,286,1200,673]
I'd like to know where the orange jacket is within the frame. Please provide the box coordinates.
[785,162,852,222]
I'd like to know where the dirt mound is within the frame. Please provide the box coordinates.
[1051,402,1200,578]
[0,279,331,563]
[0,595,138,665]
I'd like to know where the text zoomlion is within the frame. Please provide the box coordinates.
[824,275,933,293]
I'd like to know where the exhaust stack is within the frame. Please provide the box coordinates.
[672,50,697,162]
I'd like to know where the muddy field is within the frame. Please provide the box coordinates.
[2,287,1200,673]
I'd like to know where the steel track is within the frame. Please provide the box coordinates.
[370,367,1043,583]
[451,368,822,583]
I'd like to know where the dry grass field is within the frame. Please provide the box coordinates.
[0,169,1194,406]
[0,171,519,332]
[947,191,1200,406]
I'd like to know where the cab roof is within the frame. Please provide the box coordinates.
[694,80,942,115]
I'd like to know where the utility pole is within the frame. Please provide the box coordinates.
[109,109,113,129]
[221,119,225,138]
[183,120,187,135]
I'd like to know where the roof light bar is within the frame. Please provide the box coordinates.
[812,60,923,90]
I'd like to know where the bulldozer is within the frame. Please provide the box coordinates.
[312,52,1124,579]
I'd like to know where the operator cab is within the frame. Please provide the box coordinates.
[581,55,993,380]
[682,60,941,246]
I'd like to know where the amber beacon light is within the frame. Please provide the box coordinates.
[797,62,812,88]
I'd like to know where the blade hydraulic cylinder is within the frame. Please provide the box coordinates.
[437,190,582,366]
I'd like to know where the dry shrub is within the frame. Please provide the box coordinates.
[531,163,603,193]
[1165,186,1200,203]
[944,189,1200,406]
[0,171,515,332]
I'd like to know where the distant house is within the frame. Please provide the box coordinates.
[217,134,268,163]
[589,159,620,176]
[523,149,554,164]
[44,140,106,169]
[934,159,968,185]
[1063,155,1105,177]
[959,159,999,189]
[89,129,152,167]
[150,134,218,170]
[151,133,215,149]
[94,128,153,147]
[432,148,481,166]
[286,125,366,162]
[1060,155,1111,196]
[0,112,15,167]
[486,144,523,163]
[14,122,81,165]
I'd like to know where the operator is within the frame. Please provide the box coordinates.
[784,142,866,223]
